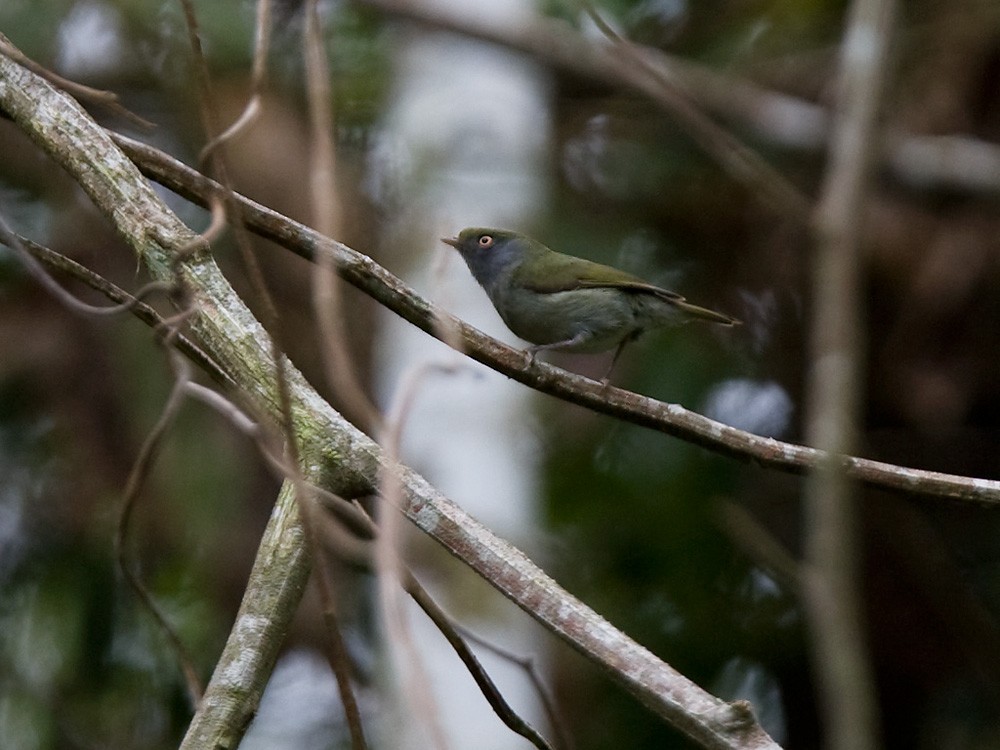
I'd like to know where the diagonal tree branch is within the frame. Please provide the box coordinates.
[111,133,1000,508]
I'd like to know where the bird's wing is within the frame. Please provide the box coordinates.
[512,250,739,325]
[583,275,738,325]
[575,278,685,301]
[513,253,684,300]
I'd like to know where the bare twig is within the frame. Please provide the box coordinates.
[377,364,454,750]
[309,499,370,750]
[325,494,559,750]
[5,235,235,388]
[1,209,212,712]
[582,4,810,220]
[453,624,571,750]
[0,215,173,317]
[373,358,556,748]
[304,0,383,434]
[404,573,556,750]
[176,0,298,453]
[803,0,897,747]
[198,0,272,161]
[0,32,154,129]
[114,134,1000,508]
[114,346,204,706]
[299,10,377,743]
[715,502,801,591]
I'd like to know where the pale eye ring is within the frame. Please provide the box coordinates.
[478,235,494,248]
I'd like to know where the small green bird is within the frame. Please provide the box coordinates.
[442,228,739,379]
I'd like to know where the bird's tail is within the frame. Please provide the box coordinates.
[674,299,741,326]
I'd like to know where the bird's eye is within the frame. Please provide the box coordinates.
[478,235,494,248]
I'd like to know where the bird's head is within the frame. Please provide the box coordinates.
[441,228,529,287]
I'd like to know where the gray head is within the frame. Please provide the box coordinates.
[441,228,530,290]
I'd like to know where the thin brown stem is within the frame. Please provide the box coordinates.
[451,624,571,750]
[197,0,272,161]
[404,574,555,750]
[303,0,383,434]
[0,32,154,129]
[8,234,235,389]
[582,4,810,220]
[324,498,560,750]
[803,0,896,747]
[0,217,173,317]
[310,505,370,750]
[377,364,452,750]
[114,346,204,707]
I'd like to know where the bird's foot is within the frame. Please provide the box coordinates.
[598,361,618,387]
[598,341,627,387]
[524,347,538,370]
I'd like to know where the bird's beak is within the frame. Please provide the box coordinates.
[441,236,460,249]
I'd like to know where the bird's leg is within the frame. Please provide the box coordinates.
[599,340,628,386]
[600,331,642,386]
[525,330,593,369]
